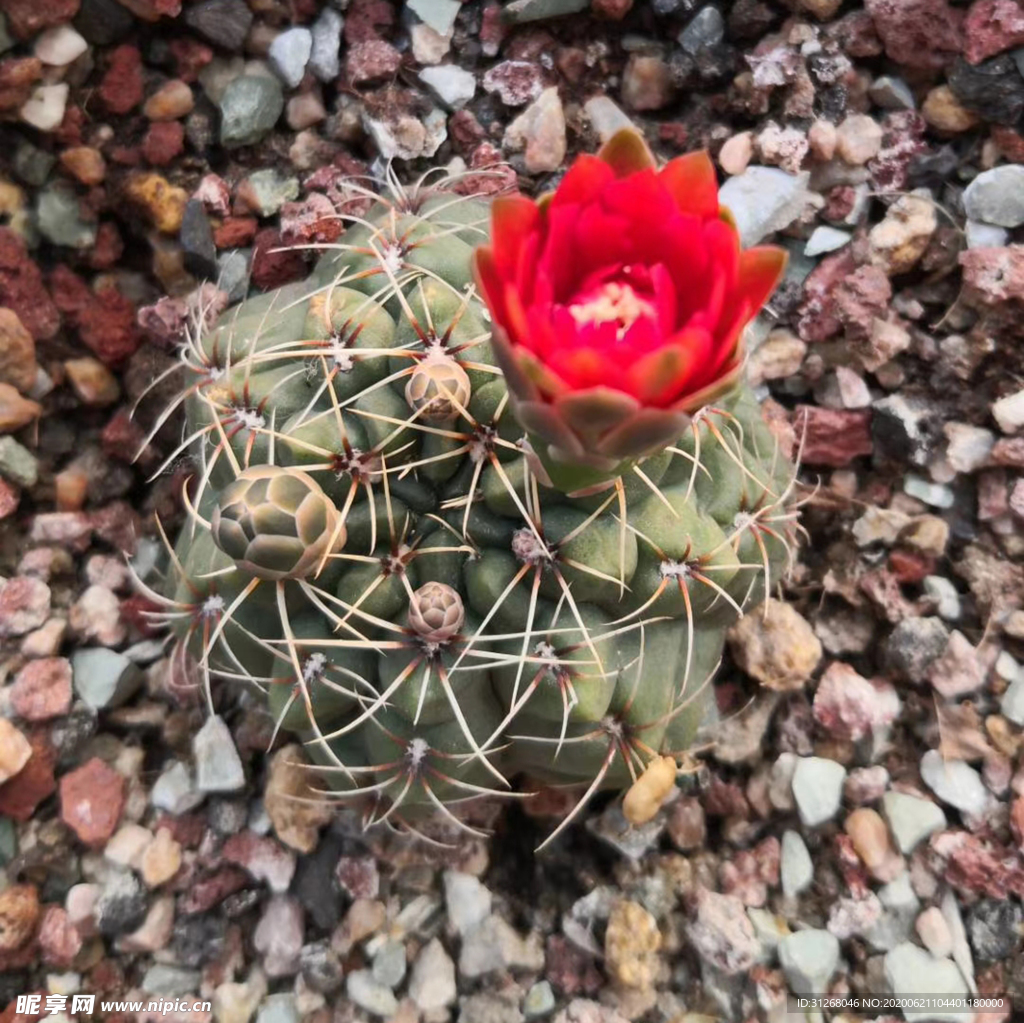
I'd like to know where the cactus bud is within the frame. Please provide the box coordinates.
[622,755,677,825]
[211,466,345,580]
[405,351,471,423]
[408,582,465,642]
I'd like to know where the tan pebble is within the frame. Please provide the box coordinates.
[916,906,952,957]
[719,132,753,175]
[124,172,188,234]
[64,357,121,406]
[845,807,905,882]
[808,119,836,160]
[0,308,38,394]
[0,382,42,432]
[727,599,822,691]
[0,719,32,784]
[141,828,183,887]
[922,86,979,134]
[605,900,662,990]
[60,146,106,186]
[835,114,884,165]
[143,79,194,121]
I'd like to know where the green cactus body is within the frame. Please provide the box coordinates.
[155,170,798,845]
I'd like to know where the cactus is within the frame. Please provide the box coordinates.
[145,131,799,847]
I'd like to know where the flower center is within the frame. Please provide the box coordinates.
[568,277,657,341]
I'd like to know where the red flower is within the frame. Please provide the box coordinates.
[473,129,787,488]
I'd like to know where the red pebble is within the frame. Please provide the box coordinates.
[99,45,144,115]
[142,121,185,166]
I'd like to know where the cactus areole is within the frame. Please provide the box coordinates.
[156,129,796,848]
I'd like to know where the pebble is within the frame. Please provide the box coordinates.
[0,308,37,394]
[264,745,332,854]
[920,750,989,815]
[504,0,588,21]
[143,80,194,121]
[36,185,97,249]
[523,982,556,1018]
[583,95,634,142]
[884,943,971,1023]
[0,884,40,952]
[151,760,204,815]
[686,889,761,975]
[372,940,407,989]
[678,5,725,53]
[20,83,69,131]
[780,830,813,898]
[869,75,915,110]
[105,823,152,870]
[70,583,126,646]
[194,715,245,792]
[812,661,900,741]
[621,55,675,112]
[213,971,267,1023]
[254,895,304,977]
[944,422,995,473]
[836,114,884,165]
[718,132,753,176]
[346,970,398,1018]
[845,808,905,882]
[408,0,461,35]
[867,193,937,276]
[419,65,476,109]
[269,28,312,89]
[882,791,947,855]
[444,871,491,937]
[411,22,451,63]
[1000,675,1024,725]
[0,719,31,784]
[238,168,299,217]
[964,219,1008,248]
[922,85,979,133]
[923,576,961,621]
[885,617,950,683]
[363,105,447,161]
[184,0,253,50]
[256,995,298,1023]
[124,172,188,234]
[34,25,87,66]
[143,965,202,997]
[60,757,126,847]
[459,914,544,978]
[963,165,1024,228]
[928,631,985,699]
[308,8,342,81]
[483,61,544,106]
[993,388,1024,433]
[408,937,456,1011]
[0,576,50,636]
[791,757,846,827]
[0,389,42,437]
[71,647,142,709]
[10,657,73,721]
[503,87,566,174]
[219,75,284,148]
[141,828,182,888]
[778,929,839,996]
[60,146,106,186]
[916,906,953,958]
[604,900,661,990]
[718,166,810,248]
[966,897,1022,961]
[727,599,822,691]
[804,226,851,257]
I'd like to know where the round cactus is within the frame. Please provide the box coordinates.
[149,130,799,847]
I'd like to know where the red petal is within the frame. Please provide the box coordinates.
[503,283,532,350]
[550,155,616,208]
[735,246,788,314]
[659,152,719,220]
[625,328,714,406]
[490,195,542,280]
[548,346,614,391]
[472,248,508,325]
[600,169,675,226]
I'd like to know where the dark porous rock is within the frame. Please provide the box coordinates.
[184,0,253,50]
[883,617,950,683]
[300,939,345,994]
[294,834,345,932]
[95,870,149,938]
[967,898,1023,962]
[948,54,1024,125]
[727,0,776,40]
[171,914,228,968]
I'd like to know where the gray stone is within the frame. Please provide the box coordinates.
[882,791,946,854]
[36,185,97,249]
[869,76,915,110]
[408,0,462,36]
[419,65,476,109]
[71,647,143,710]
[459,915,544,978]
[217,249,251,303]
[363,105,447,161]
[866,873,920,951]
[804,225,851,257]
[256,995,299,1023]
[268,28,312,89]
[963,165,1024,228]
[408,937,456,1011]
[904,474,954,509]
[965,219,1008,248]
[13,140,56,187]
[778,929,840,996]
[791,757,846,828]
[346,970,398,1018]
[151,761,204,814]
[920,750,988,815]
[309,8,343,81]
[255,896,304,978]
[780,830,813,898]
[503,0,588,23]
[371,940,407,989]
[678,6,724,55]
[142,965,202,997]
[194,715,245,792]
[884,943,972,1023]
[0,817,17,866]
[0,13,11,53]
[0,437,38,487]
[884,617,950,683]
[583,96,635,142]
[181,199,217,279]
[444,871,491,937]
[523,982,555,1018]
[219,75,284,148]
[185,0,254,50]
[718,167,810,247]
